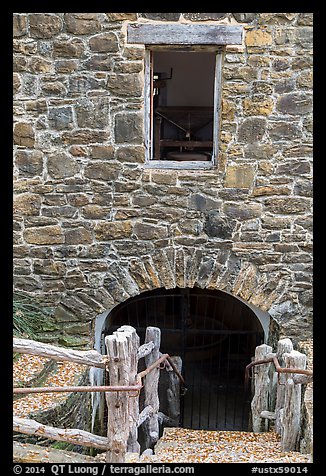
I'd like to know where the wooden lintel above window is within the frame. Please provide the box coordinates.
[127,23,243,46]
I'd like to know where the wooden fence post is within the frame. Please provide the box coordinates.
[251,343,273,432]
[117,326,140,455]
[144,326,161,449]
[105,326,139,463]
[281,350,307,451]
[165,356,182,426]
[274,338,293,435]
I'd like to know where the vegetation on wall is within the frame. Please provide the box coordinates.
[13,292,52,340]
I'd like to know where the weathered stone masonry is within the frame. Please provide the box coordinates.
[13,13,313,348]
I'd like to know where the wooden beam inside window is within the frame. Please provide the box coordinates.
[127,23,243,46]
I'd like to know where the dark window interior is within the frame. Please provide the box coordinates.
[152,51,216,162]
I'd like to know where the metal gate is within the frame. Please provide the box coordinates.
[104,288,264,431]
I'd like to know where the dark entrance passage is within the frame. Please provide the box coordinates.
[103,287,264,431]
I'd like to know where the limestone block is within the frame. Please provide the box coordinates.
[55,60,79,73]
[245,28,273,47]
[264,197,311,214]
[89,33,119,52]
[13,14,27,37]
[224,165,255,188]
[269,121,301,140]
[81,205,110,219]
[297,13,313,26]
[14,193,41,216]
[223,202,262,220]
[204,211,234,239]
[276,93,313,115]
[48,107,74,131]
[114,113,143,144]
[84,55,113,71]
[65,227,93,245]
[295,27,313,48]
[107,73,143,97]
[29,57,53,74]
[252,186,291,197]
[296,71,313,89]
[62,130,108,145]
[133,222,168,240]
[84,162,119,181]
[13,73,22,95]
[238,117,266,142]
[24,225,65,245]
[232,13,257,23]
[94,221,133,240]
[47,153,79,179]
[115,146,145,163]
[189,194,221,212]
[183,13,227,21]
[75,98,110,129]
[243,97,274,116]
[15,149,43,177]
[14,123,35,147]
[106,13,137,21]
[53,38,85,58]
[90,145,114,160]
[140,13,180,21]
[29,14,63,38]
[64,13,102,35]
[244,143,276,160]
[41,81,67,96]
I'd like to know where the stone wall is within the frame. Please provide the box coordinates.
[13,13,313,348]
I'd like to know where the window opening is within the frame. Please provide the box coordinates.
[146,49,222,168]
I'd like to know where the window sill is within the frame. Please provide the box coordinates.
[144,160,216,170]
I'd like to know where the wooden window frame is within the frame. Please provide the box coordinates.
[144,47,223,170]
[127,23,243,170]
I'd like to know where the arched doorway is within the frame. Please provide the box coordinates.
[103,287,265,431]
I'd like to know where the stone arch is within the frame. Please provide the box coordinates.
[54,245,290,346]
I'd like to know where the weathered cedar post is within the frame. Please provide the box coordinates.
[251,343,273,432]
[144,326,161,449]
[165,356,182,426]
[119,326,140,454]
[274,338,293,434]
[105,326,139,463]
[281,350,307,451]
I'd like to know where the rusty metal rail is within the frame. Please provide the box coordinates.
[245,355,313,388]
[13,352,186,396]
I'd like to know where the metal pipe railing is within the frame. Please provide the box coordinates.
[244,355,313,388]
[13,352,186,395]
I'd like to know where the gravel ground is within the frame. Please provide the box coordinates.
[138,428,312,463]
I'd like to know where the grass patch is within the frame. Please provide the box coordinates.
[13,292,53,340]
